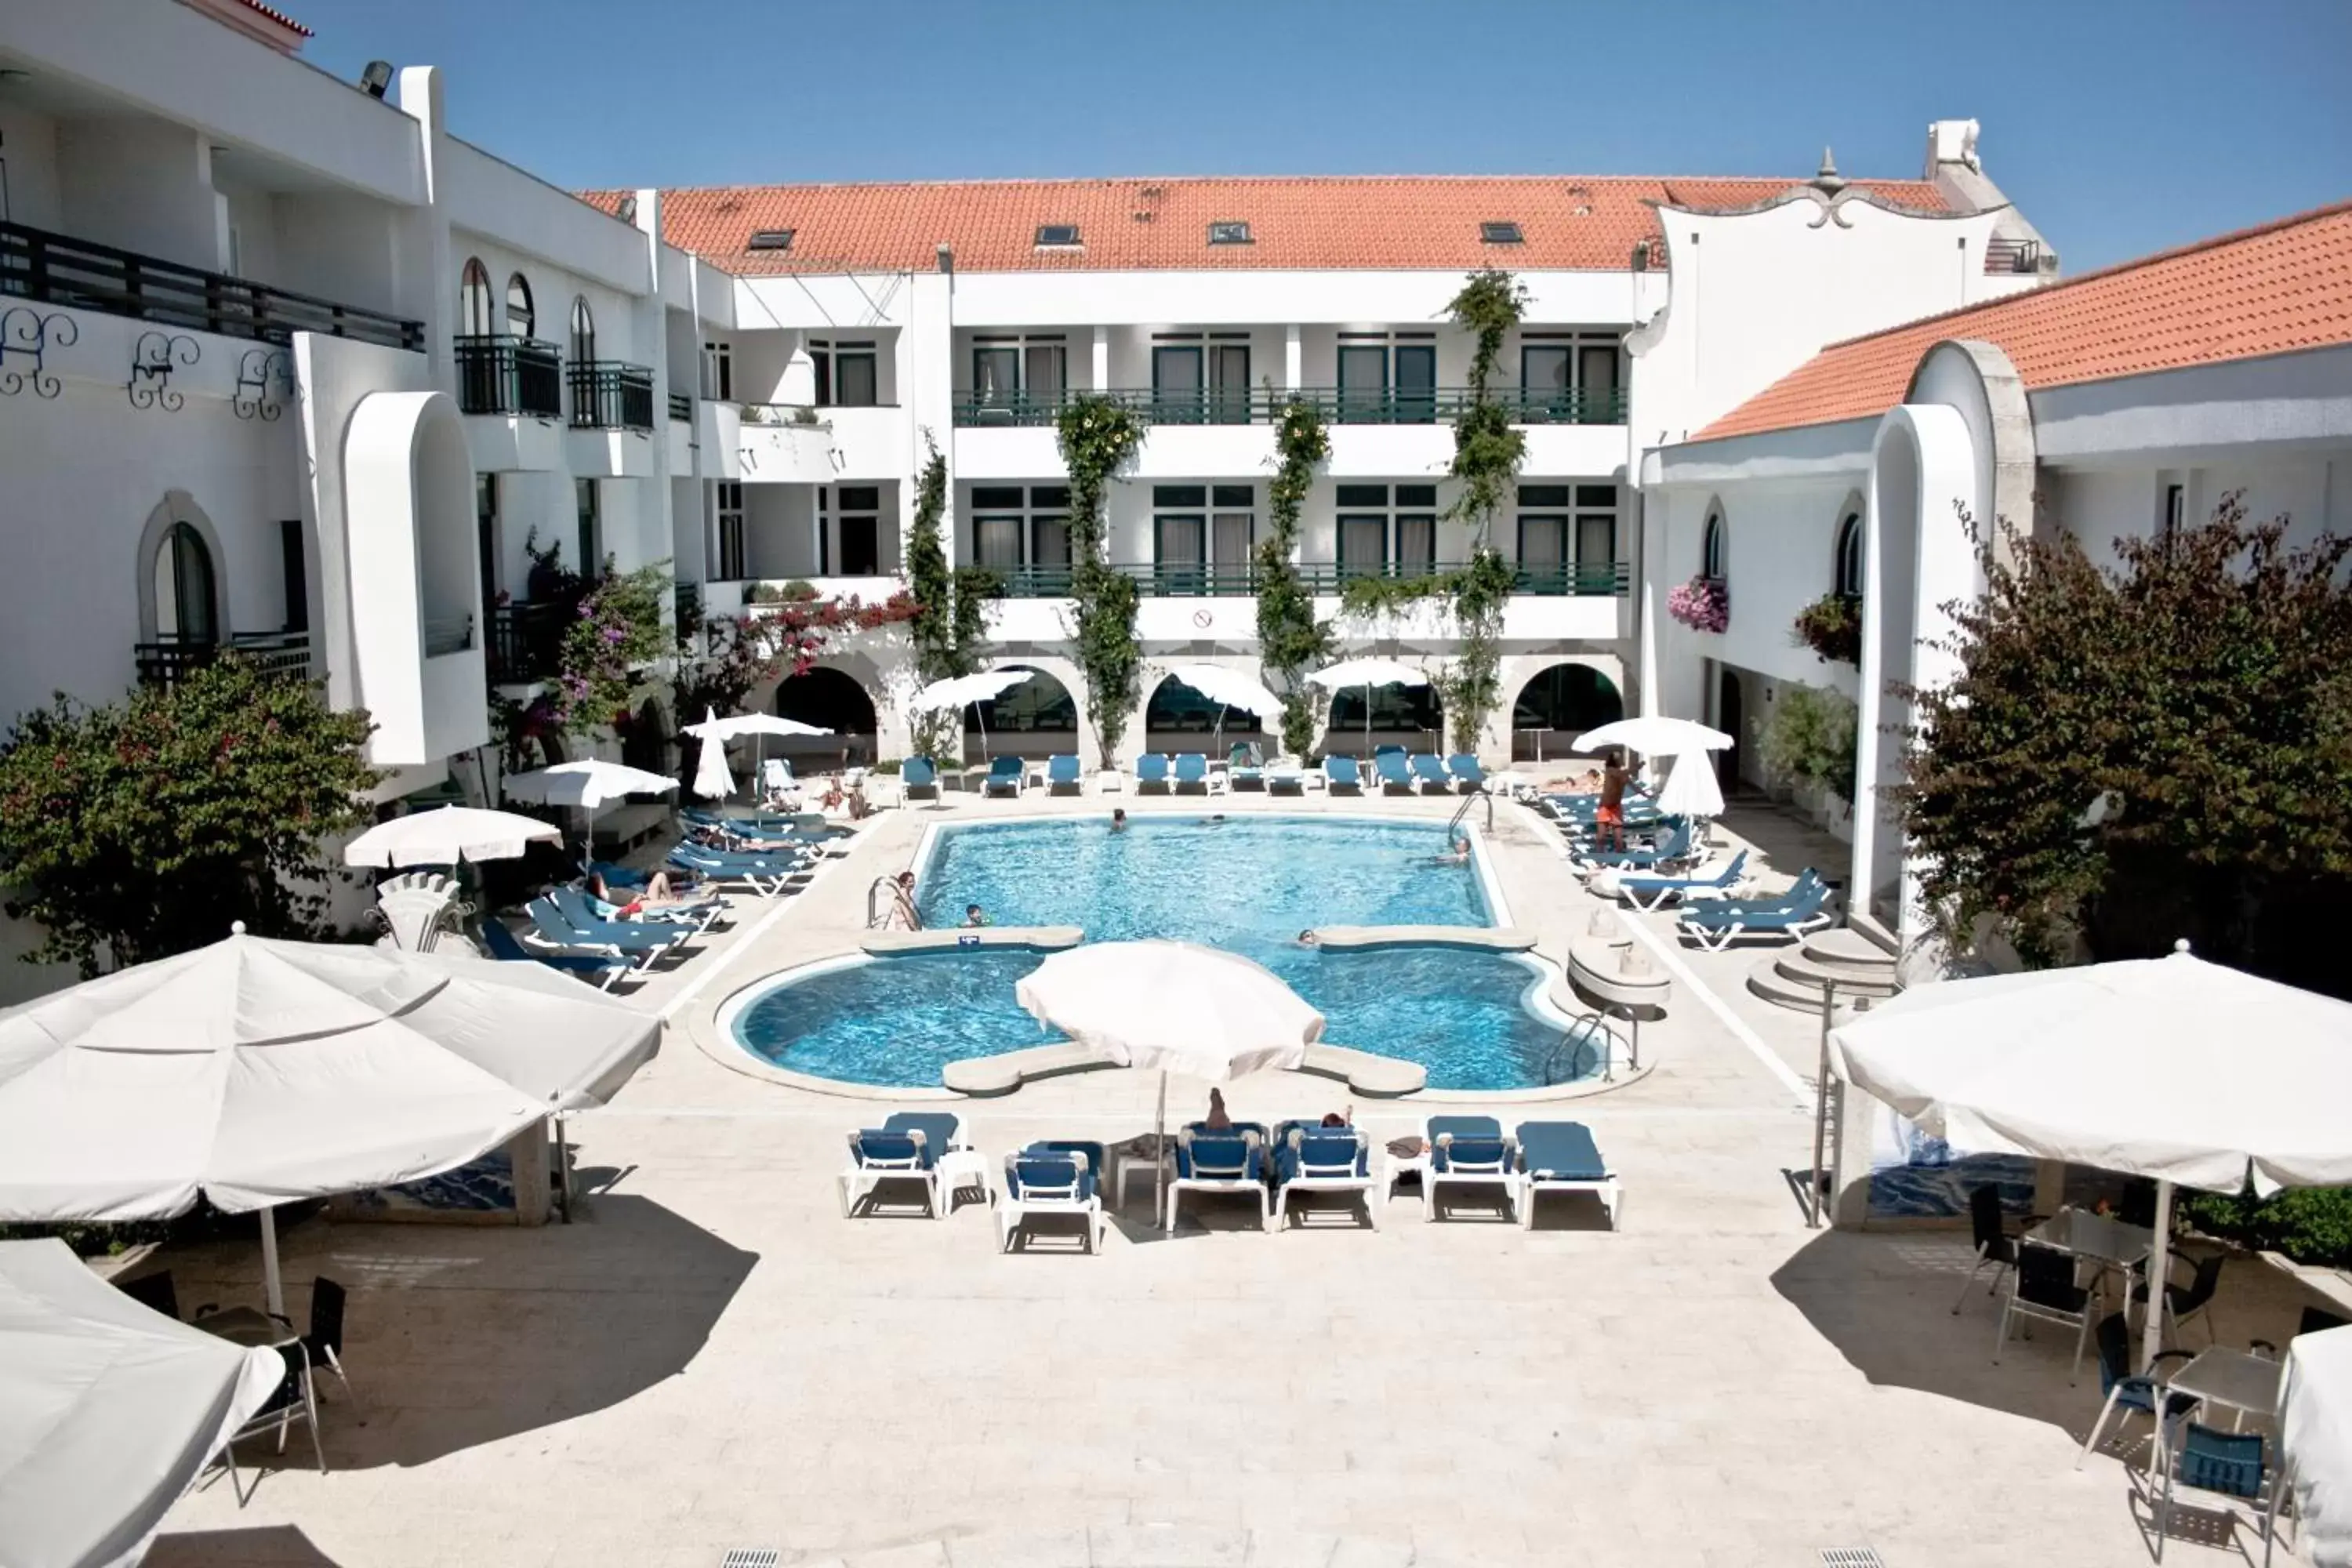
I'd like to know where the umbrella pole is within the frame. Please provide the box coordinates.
[974,702,989,764]
[1154,1068,1168,1232]
[2140,1178,2174,1372]
[259,1205,285,1320]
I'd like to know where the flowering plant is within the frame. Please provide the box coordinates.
[1668,573,1729,633]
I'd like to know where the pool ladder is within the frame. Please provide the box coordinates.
[1446,786,1493,842]
[866,877,898,930]
[1542,1012,1619,1086]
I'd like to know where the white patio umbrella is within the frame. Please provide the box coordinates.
[1163,663,1283,754]
[691,728,737,800]
[1828,946,2352,1371]
[682,707,833,788]
[909,669,1031,760]
[1016,939,1323,1217]
[2280,1324,2352,1566]
[1573,716,1733,757]
[343,804,561,868]
[502,758,678,848]
[1655,750,1726,820]
[0,931,662,1317]
[1305,658,1430,753]
[0,1237,285,1568]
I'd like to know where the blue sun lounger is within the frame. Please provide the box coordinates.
[1675,869,1833,951]
[1135,753,1172,793]
[999,1147,1106,1254]
[839,1111,962,1220]
[482,915,629,989]
[1409,753,1450,793]
[1620,848,1748,911]
[1425,1115,1518,1222]
[901,757,940,799]
[1374,750,1414,793]
[1515,1121,1621,1229]
[1167,1129,1269,1233]
[983,755,1025,797]
[1322,755,1363,794]
[524,897,674,973]
[1576,818,1696,873]
[668,844,812,898]
[1173,753,1210,793]
[1272,1125,1379,1230]
[1045,753,1083,795]
[547,885,699,952]
[1446,754,1485,791]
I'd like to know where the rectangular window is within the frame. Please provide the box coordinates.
[1522,346,1572,420]
[1578,343,1621,409]
[280,517,308,633]
[972,346,1020,406]
[1030,485,1071,510]
[833,345,878,407]
[1396,483,1438,509]
[1152,344,1204,423]
[575,478,600,572]
[1519,484,1571,508]
[809,347,831,408]
[2162,483,2185,542]
[703,340,733,401]
[1334,483,1389,507]
[474,474,498,609]
[1212,511,1254,568]
[974,516,1023,570]
[1024,342,1066,397]
[1337,344,1387,420]
[1518,514,1569,566]
[1574,483,1617,508]
[971,486,1025,510]
[1208,343,1250,423]
[1211,484,1254,509]
[1393,345,1437,423]
[716,481,745,580]
[1152,485,1207,507]
[1395,513,1436,572]
[1338,515,1387,578]
[1031,517,1070,569]
[1155,513,1207,593]
[1576,512,1617,575]
[816,488,829,576]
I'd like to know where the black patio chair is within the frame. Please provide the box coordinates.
[1995,1240,2095,1382]
[279,1276,362,1421]
[2134,1251,2225,1347]
[219,1341,325,1504]
[1952,1181,2020,1315]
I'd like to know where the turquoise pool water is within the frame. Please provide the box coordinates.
[728,816,1592,1092]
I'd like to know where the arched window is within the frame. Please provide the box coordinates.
[568,296,596,365]
[154,521,218,644]
[506,272,535,339]
[1834,510,1864,598]
[458,258,492,336]
[1700,506,1726,582]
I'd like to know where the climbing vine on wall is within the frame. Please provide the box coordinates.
[903,434,1000,757]
[1254,397,1334,756]
[1054,394,1149,765]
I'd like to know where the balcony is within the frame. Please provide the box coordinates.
[454,335,563,418]
[989,560,1628,598]
[1,220,422,351]
[487,601,570,684]
[950,385,1627,428]
[567,361,655,432]
[133,632,312,691]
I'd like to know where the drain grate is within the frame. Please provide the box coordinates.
[720,1552,780,1568]
[1820,1551,1886,1568]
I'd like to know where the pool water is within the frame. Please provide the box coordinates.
[729,816,1592,1092]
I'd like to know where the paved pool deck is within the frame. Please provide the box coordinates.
[143,785,2335,1567]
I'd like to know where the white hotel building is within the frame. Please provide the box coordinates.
[5,0,2343,960]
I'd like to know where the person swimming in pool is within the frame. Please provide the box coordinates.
[963,903,989,928]
[1109,808,1128,832]
[1427,834,1471,867]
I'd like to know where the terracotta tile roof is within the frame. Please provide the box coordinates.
[1693,199,2352,443]
[585,173,1948,276]
[238,0,311,36]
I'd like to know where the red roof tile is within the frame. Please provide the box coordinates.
[1694,200,2352,442]
[586,174,1948,275]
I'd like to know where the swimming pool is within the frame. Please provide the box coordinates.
[726,815,1601,1093]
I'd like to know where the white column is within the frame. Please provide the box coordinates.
[1284,325,1302,391]
[1091,326,1109,394]
[633,189,674,609]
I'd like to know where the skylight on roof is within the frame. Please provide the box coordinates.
[746,229,795,252]
[1034,223,1082,248]
[1207,220,1252,245]
[1480,221,1524,245]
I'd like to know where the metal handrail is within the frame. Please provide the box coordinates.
[568,361,655,431]
[987,560,1628,599]
[132,631,312,689]
[950,384,1629,427]
[0,220,424,351]
[453,335,563,417]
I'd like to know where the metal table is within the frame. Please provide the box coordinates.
[194,1305,297,1349]
[2165,1345,2283,1429]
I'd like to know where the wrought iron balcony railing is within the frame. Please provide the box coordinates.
[132,632,313,690]
[454,335,563,417]
[950,383,1628,427]
[487,601,571,683]
[1,220,423,351]
[567,361,655,431]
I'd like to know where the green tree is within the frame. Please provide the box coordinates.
[1254,398,1335,755]
[1054,394,1149,765]
[0,659,381,975]
[551,559,673,736]
[1437,268,1529,755]
[1900,494,2352,990]
[902,434,1000,759]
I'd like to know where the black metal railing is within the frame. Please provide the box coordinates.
[988,559,1629,599]
[1,220,423,351]
[951,383,1628,427]
[674,580,702,630]
[1984,237,2045,274]
[487,601,571,683]
[667,390,693,422]
[454,335,563,417]
[567,361,655,431]
[133,632,313,690]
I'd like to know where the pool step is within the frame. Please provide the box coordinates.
[1747,928,1900,1014]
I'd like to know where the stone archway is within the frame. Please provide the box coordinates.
[775,664,880,768]
[134,491,233,648]
[967,663,1080,761]
[1144,669,1269,753]
[1508,661,1625,762]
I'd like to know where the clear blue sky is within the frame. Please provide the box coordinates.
[292,0,2352,271]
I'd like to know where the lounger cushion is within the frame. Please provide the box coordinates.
[1515,1122,1609,1182]
[1425,1116,1502,1142]
[1009,1153,1094,1203]
[851,1131,926,1168]
[1276,1129,1369,1181]
[882,1112,960,1166]
[1175,1131,1261,1180]
[1430,1135,1512,1174]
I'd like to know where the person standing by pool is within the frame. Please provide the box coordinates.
[884,870,922,931]
[1596,748,1632,852]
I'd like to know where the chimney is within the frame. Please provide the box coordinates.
[1924,119,1982,177]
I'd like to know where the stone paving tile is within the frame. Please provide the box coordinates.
[141,789,2335,1567]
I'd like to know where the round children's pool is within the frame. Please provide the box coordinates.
[724,815,1601,1093]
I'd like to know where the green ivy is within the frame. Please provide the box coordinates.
[1254,397,1334,756]
[1054,394,1149,765]
[903,435,1000,758]
[0,657,381,975]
